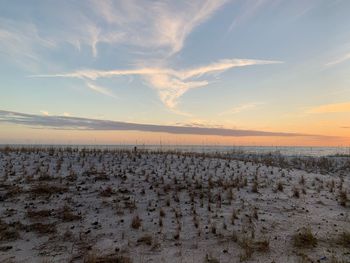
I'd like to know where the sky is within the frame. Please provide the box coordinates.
[0,0,349,146]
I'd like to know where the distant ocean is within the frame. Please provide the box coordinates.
[1,144,350,157]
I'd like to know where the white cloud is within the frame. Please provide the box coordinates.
[145,74,209,109]
[326,52,350,67]
[86,82,117,99]
[89,0,228,56]
[174,119,224,128]
[40,110,49,116]
[219,102,263,116]
[228,0,268,32]
[2,0,225,60]
[0,19,56,70]
[227,1,318,32]
[34,58,281,110]
[2,1,283,114]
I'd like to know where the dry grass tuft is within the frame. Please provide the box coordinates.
[137,234,152,246]
[238,236,269,262]
[60,205,82,222]
[100,186,113,197]
[276,181,284,192]
[330,255,347,263]
[26,222,56,235]
[29,184,67,197]
[27,209,52,219]
[293,227,317,248]
[205,253,220,263]
[337,231,350,247]
[131,215,141,229]
[292,187,300,198]
[84,252,132,263]
[251,181,259,193]
[159,208,165,217]
[0,220,20,241]
[338,191,348,207]
[4,185,22,199]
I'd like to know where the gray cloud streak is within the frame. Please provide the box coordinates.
[0,110,316,137]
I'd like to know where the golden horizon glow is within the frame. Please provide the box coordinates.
[1,123,349,147]
[307,102,350,114]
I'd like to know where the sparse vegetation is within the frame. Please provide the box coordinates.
[0,147,349,262]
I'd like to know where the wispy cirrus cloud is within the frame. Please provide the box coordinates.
[0,0,227,62]
[0,19,56,70]
[86,82,117,99]
[228,0,268,32]
[219,102,263,116]
[89,0,228,56]
[173,120,224,129]
[33,58,281,110]
[307,102,350,114]
[0,110,315,137]
[1,1,282,114]
[326,52,350,67]
[227,0,318,32]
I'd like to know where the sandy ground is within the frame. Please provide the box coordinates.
[0,148,349,263]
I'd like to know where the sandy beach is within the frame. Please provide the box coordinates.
[0,147,349,263]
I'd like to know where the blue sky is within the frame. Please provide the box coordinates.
[0,0,349,145]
